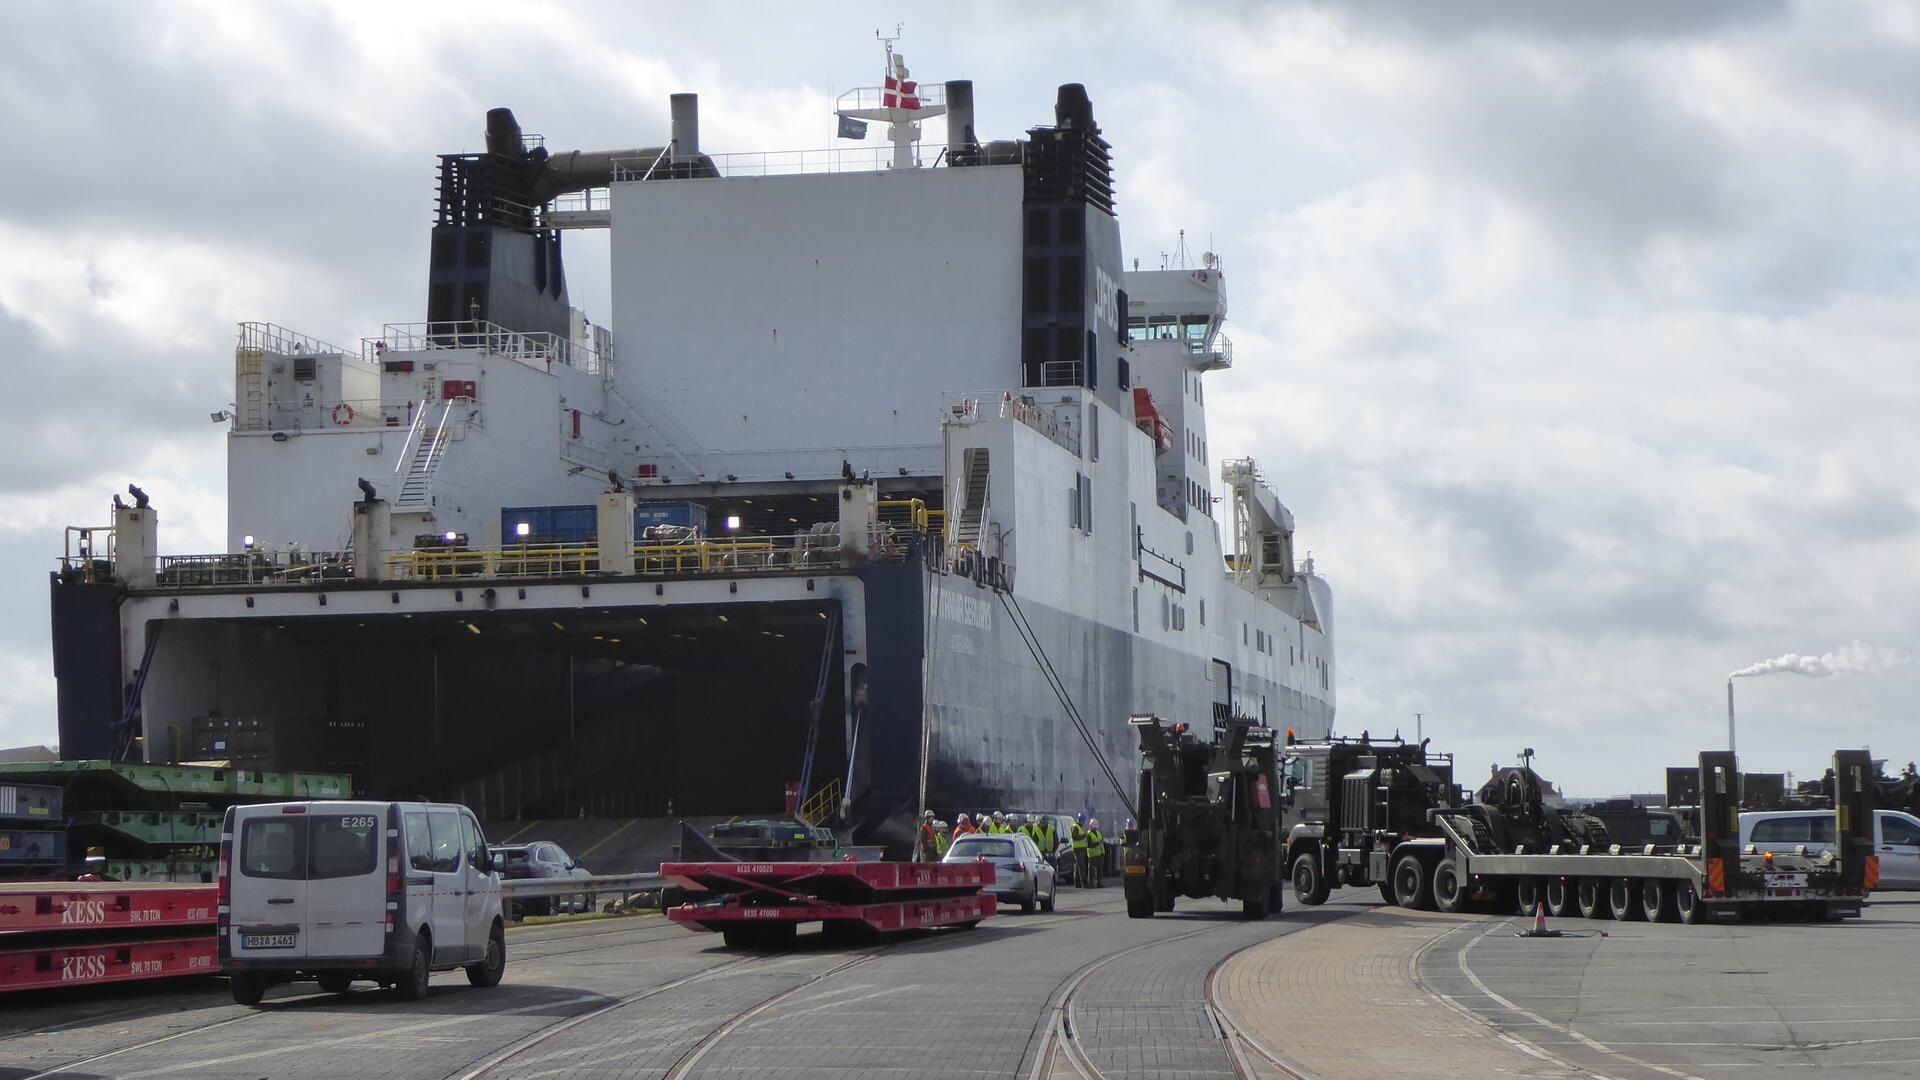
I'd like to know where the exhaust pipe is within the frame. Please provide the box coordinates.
[670,93,700,162]
[945,80,977,152]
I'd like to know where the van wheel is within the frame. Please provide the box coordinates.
[317,973,354,994]
[466,922,506,988]
[229,972,266,1007]
[397,936,432,1001]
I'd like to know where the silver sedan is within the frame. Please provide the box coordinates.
[945,832,1057,913]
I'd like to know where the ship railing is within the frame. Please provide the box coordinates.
[157,550,354,587]
[365,321,602,375]
[232,398,396,433]
[58,525,118,584]
[237,322,354,358]
[385,533,857,581]
[1208,333,1234,369]
[833,83,949,114]
[941,391,1082,456]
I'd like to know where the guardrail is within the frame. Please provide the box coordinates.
[500,871,663,900]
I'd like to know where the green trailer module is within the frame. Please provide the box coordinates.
[1291,749,1871,924]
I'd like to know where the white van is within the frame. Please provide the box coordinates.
[1739,808,1920,890]
[219,800,505,1005]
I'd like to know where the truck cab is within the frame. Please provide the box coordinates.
[220,800,505,1005]
[1278,736,1458,904]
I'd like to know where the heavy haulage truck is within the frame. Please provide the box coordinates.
[1282,744,1877,923]
[1122,714,1286,920]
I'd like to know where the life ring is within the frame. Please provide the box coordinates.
[331,402,355,426]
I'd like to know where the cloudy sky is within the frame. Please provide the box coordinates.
[3,1,1915,794]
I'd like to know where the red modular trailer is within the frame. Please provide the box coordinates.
[0,883,219,934]
[0,934,218,992]
[0,881,219,993]
[663,861,997,946]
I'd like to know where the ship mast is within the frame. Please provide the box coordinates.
[834,27,948,169]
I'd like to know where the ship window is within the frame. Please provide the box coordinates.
[1026,207,1052,246]
[1090,408,1100,461]
[1086,330,1098,390]
[1057,257,1083,314]
[1290,645,1295,665]
[1186,531,1194,555]
[1199,599,1205,625]
[1079,473,1093,535]
[1115,290,1129,343]
[464,230,490,269]
[1161,594,1170,630]
[1118,356,1130,390]
[1059,208,1084,244]
[431,232,456,269]
[1025,258,1049,313]
[1243,623,1248,645]
[1133,588,1140,632]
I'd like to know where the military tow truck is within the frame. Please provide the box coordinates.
[1278,734,1463,905]
[1122,714,1285,920]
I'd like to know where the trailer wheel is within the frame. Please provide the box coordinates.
[1292,853,1331,906]
[1608,878,1644,921]
[1641,878,1673,922]
[1516,878,1542,916]
[1431,860,1468,913]
[1576,878,1612,919]
[1675,880,1705,925]
[1546,878,1576,918]
[1392,854,1432,910]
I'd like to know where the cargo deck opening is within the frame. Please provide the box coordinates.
[137,601,847,824]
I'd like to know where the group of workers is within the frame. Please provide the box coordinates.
[914,809,1110,887]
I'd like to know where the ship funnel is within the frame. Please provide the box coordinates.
[945,80,978,151]
[670,93,700,161]
[485,107,525,156]
[1054,83,1095,131]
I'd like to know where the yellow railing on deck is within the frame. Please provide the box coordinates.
[796,778,842,828]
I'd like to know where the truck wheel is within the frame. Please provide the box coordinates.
[1546,878,1577,918]
[1378,882,1396,906]
[1392,854,1432,910]
[1431,860,1468,913]
[1576,878,1612,919]
[1641,878,1672,922]
[1292,853,1331,905]
[466,921,506,987]
[1127,892,1155,918]
[1675,880,1705,924]
[722,927,753,949]
[1242,894,1270,920]
[1516,878,1542,916]
[1608,879,1644,921]
[229,972,266,1007]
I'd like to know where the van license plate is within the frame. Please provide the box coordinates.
[1763,873,1807,890]
[242,934,296,949]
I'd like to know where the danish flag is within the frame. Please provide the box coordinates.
[883,75,921,110]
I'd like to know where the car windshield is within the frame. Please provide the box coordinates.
[951,838,1017,859]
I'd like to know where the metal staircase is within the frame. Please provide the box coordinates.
[954,448,990,545]
[395,399,455,510]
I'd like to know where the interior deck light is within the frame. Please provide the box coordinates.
[725,515,742,531]
[515,522,532,537]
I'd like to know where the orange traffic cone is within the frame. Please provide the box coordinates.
[1518,899,1564,938]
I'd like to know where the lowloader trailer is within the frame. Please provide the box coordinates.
[1289,749,1875,924]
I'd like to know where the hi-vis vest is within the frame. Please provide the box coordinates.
[1087,829,1106,858]
[1070,823,1088,850]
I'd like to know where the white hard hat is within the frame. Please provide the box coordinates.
[935,820,949,828]
[1090,818,1101,829]
[957,813,970,824]
[993,810,1005,820]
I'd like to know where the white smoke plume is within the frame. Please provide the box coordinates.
[1730,642,1911,680]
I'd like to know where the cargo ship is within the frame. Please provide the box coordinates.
[49,45,1334,852]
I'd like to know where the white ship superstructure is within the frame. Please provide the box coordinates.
[51,51,1332,845]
